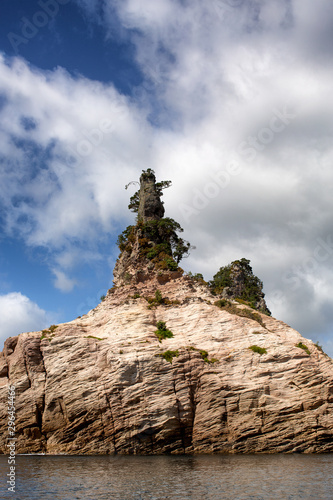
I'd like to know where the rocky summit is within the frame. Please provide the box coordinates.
[1,170,333,455]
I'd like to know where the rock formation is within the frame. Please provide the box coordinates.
[210,258,271,315]
[137,169,165,222]
[1,170,333,455]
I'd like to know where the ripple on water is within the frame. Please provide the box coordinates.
[0,454,333,500]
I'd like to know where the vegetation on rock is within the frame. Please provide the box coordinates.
[127,168,172,215]
[115,169,193,279]
[155,321,174,342]
[296,342,310,355]
[85,336,105,341]
[41,324,58,341]
[157,350,179,363]
[249,345,267,355]
[210,258,271,315]
[199,349,218,364]
[146,290,181,308]
[187,272,206,283]
[116,172,270,323]
[214,299,266,327]
[314,341,325,354]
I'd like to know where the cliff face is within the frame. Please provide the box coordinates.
[1,274,333,455]
[1,170,333,455]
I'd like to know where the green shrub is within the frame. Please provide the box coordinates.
[100,295,106,302]
[85,335,105,341]
[187,348,219,364]
[41,325,58,340]
[210,258,271,315]
[200,350,209,361]
[187,272,205,282]
[296,342,310,355]
[314,341,324,353]
[214,300,265,327]
[158,350,179,363]
[165,258,178,271]
[146,291,180,308]
[249,345,267,355]
[146,291,163,308]
[215,299,229,308]
[116,225,135,251]
[155,321,174,342]
[132,293,141,299]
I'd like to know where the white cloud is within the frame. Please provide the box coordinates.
[2,0,333,355]
[0,292,52,348]
[52,269,78,293]
[0,54,152,247]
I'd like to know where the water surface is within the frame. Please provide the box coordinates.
[1,454,333,499]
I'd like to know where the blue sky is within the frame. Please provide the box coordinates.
[1,0,333,356]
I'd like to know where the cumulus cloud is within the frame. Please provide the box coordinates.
[0,292,52,348]
[0,55,151,240]
[1,0,333,354]
[52,269,78,293]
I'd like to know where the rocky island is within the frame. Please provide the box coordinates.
[1,169,333,455]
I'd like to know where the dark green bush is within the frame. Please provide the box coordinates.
[165,258,178,271]
[296,342,310,355]
[210,258,271,315]
[187,272,205,283]
[214,300,265,327]
[249,345,267,355]
[155,321,174,342]
[116,225,135,251]
[158,350,179,363]
[41,324,58,340]
[314,341,324,353]
[200,350,209,361]
[185,348,218,364]
[214,299,229,308]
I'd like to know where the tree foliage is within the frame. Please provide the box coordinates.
[127,169,172,214]
[210,258,266,309]
[118,169,193,266]
[141,218,191,263]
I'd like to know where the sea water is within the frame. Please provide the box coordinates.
[1,454,333,500]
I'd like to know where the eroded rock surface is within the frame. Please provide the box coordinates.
[1,275,333,455]
[137,169,165,222]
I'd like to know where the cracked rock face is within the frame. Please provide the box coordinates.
[137,170,165,222]
[1,275,333,455]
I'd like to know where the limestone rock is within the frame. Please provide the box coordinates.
[137,170,165,222]
[1,275,333,455]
